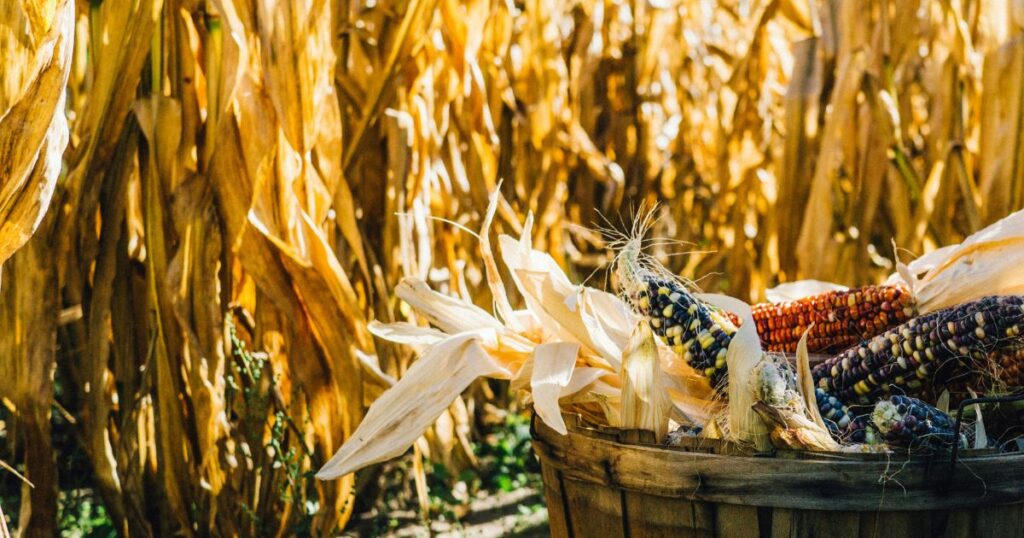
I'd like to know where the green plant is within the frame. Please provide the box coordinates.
[57,490,116,538]
[477,412,541,493]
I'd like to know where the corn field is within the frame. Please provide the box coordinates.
[2,0,1024,535]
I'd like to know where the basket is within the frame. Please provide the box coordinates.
[531,413,1024,537]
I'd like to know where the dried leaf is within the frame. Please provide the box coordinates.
[795,328,827,431]
[901,208,1024,312]
[619,322,668,442]
[698,293,770,449]
[369,321,448,346]
[529,342,580,435]
[0,0,71,269]
[317,333,508,479]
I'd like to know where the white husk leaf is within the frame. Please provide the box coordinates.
[936,389,951,414]
[619,322,668,442]
[795,329,827,430]
[317,332,509,479]
[885,244,958,286]
[368,321,448,346]
[530,342,581,435]
[513,268,622,368]
[696,293,770,449]
[892,208,1024,312]
[967,389,988,450]
[395,278,505,335]
[559,367,614,399]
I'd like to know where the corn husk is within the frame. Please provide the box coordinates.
[795,330,828,431]
[892,207,1024,313]
[316,332,510,479]
[318,191,717,480]
[750,332,840,452]
[697,293,771,450]
[530,342,582,435]
[619,322,668,442]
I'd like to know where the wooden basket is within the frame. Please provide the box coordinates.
[532,414,1024,537]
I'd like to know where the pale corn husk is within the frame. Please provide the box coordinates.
[750,351,840,452]
[697,293,772,450]
[317,331,510,479]
[318,191,716,480]
[619,322,669,442]
[368,320,448,347]
[967,389,989,450]
[893,208,1024,313]
[530,342,582,435]
[794,329,828,431]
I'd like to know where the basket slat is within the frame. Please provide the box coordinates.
[974,504,1024,538]
[623,491,713,538]
[770,508,861,538]
[714,504,760,538]
[533,416,1024,511]
[562,477,625,537]
[540,463,571,537]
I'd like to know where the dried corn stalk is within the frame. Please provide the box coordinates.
[0,0,71,271]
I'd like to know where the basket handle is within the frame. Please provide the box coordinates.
[948,391,1024,473]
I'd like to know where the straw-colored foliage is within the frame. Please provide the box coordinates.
[2,0,1024,534]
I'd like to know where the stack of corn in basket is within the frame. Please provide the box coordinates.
[316,192,1024,536]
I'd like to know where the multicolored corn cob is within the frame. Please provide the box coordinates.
[991,347,1024,388]
[632,276,738,388]
[813,295,1024,406]
[752,284,916,354]
[814,387,858,435]
[922,347,1024,405]
[870,395,966,450]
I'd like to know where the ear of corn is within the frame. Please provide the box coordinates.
[869,395,966,450]
[752,284,916,354]
[921,347,1024,404]
[633,276,738,388]
[813,295,1024,406]
[814,387,858,434]
[991,347,1024,388]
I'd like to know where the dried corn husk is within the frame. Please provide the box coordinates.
[619,322,669,442]
[892,208,1024,313]
[698,293,771,450]
[531,342,582,435]
[317,332,510,479]
[319,191,717,480]
[750,334,840,452]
